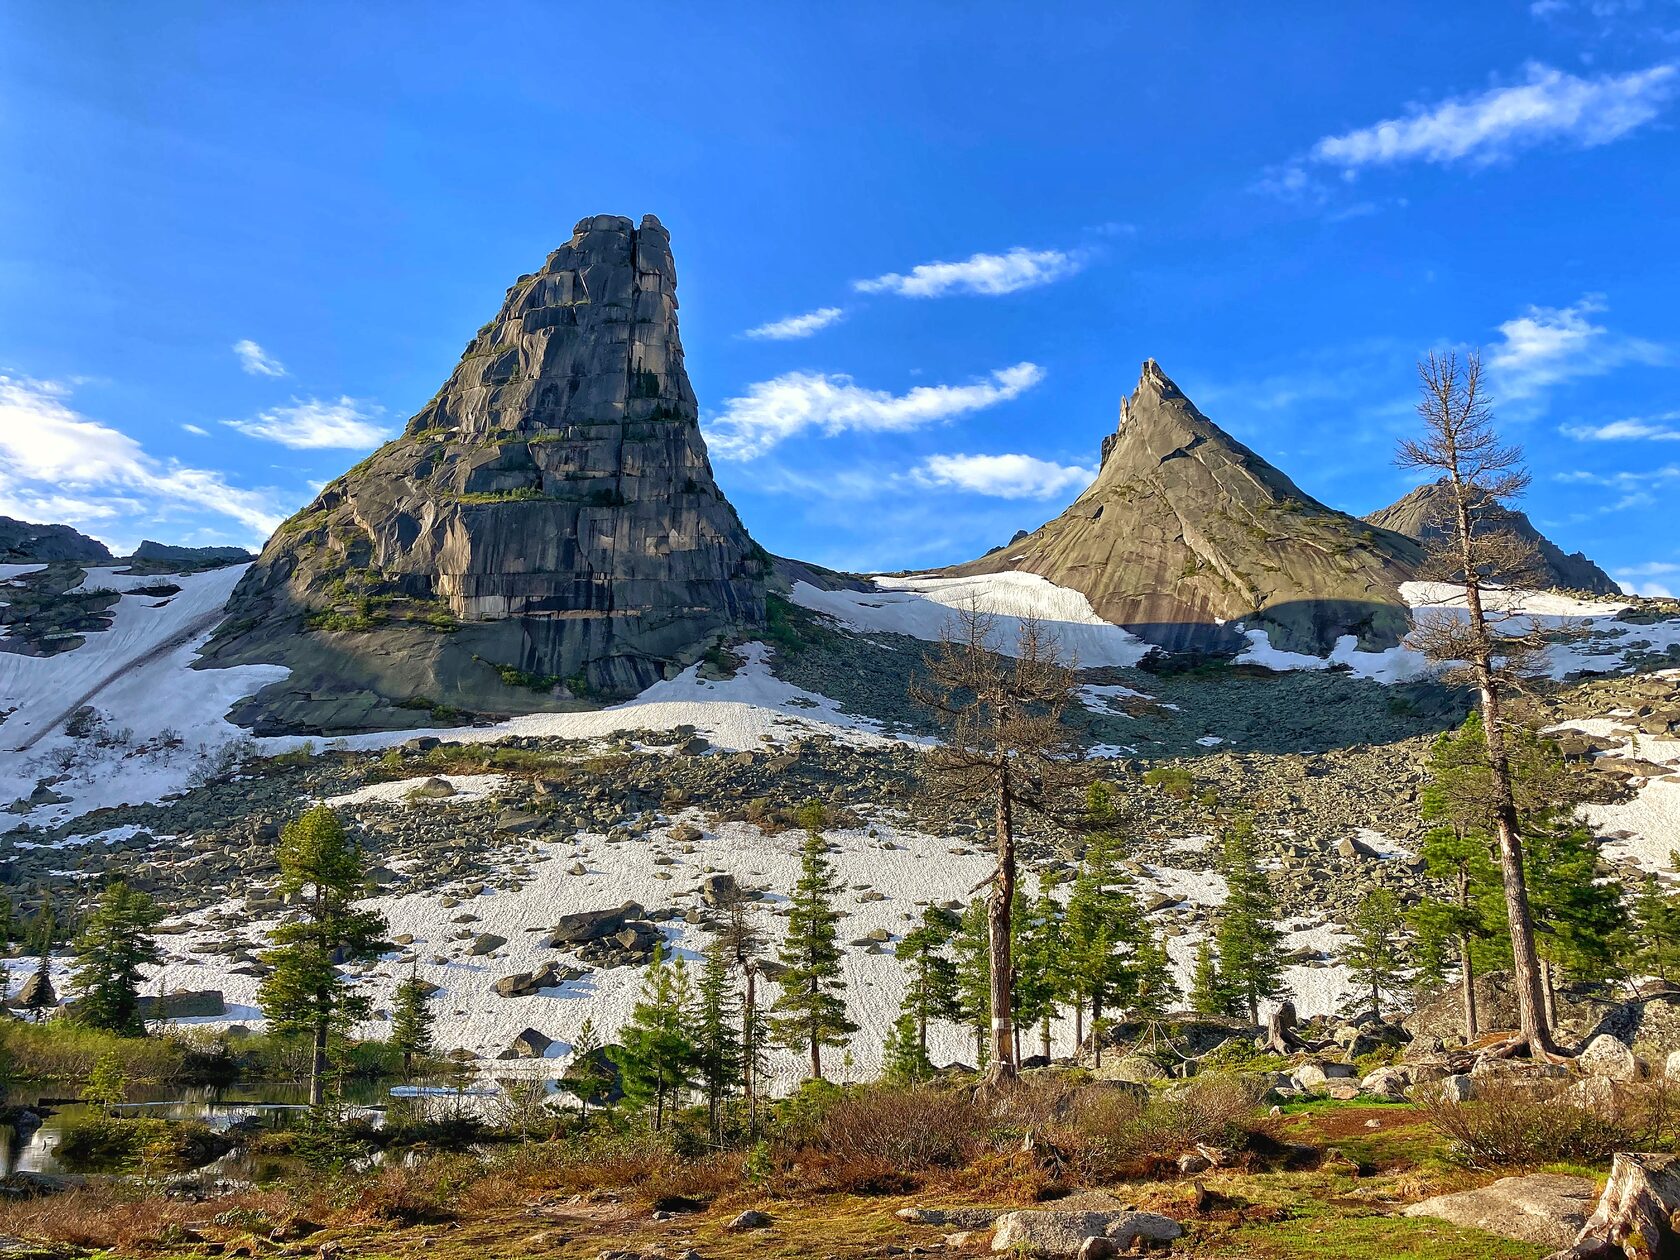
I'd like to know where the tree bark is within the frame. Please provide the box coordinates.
[985,768,1017,1083]
[1461,933,1479,1042]
[742,965,757,1138]
[1453,470,1556,1057]
[310,1010,328,1108]
[1545,1152,1680,1260]
[1092,996,1104,1068]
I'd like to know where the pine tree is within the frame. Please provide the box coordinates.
[22,889,58,1021]
[1064,785,1145,1062]
[882,1007,933,1084]
[1212,816,1283,1024]
[1131,929,1179,1019]
[1340,888,1408,1018]
[695,938,742,1142]
[390,967,435,1078]
[1631,867,1680,982]
[893,905,961,1067]
[1189,939,1235,1017]
[561,1016,615,1119]
[769,802,856,1080]
[618,946,698,1129]
[256,805,389,1106]
[1527,819,1628,1009]
[713,879,767,1137]
[953,897,992,1066]
[70,881,162,1036]
[1014,873,1067,1061]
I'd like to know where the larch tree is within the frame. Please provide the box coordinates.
[560,1016,615,1119]
[1063,784,1145,1064]
[70,880,162,1036]
[1212,815,1283,1025]
[256,804,389,1107]
[1014,872,1068,1061]
[954,897,993,1065]
[910,603,1077,1084]
[1396,349,1558,1056]
[768,801,856,1080]
[713,879,767,1136]
[1189,938,1235,1018]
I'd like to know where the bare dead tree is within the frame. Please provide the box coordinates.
[910,602,1077,1085]
[1397,349,1559,1058]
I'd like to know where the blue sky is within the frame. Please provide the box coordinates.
[2,3,1678,593]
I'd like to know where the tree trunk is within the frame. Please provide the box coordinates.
[1452,487,1554,1057]
[811,1034,822,1082]
[985,770,1017,1083]
[1041,1015,1051,1062]
[1092,996,1103,1068]
[310,1011,328,1108]
[1545,1152,1680,1259]
[742,966,757,1138]
[1074,1002,1084,1056]
[1461,933,1479,1042]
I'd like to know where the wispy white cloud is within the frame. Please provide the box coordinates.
[1487,295,1666,403]
[705,363,1044,460]
[181,423,209,437]
[1562,410,1680,441]
[1614,560,1680,598]
[912,452,1095,500]
[0,374,287,545]
[233,338,287,378]
[743,306,844,340]
[855,248,1083,298]
[1313,62,1676,169]
[225,396,392,450]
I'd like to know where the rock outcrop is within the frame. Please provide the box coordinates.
[1365,478,1618,594]
[948,360,1422,653]
[0,517,111,565]
[206,214,765,733]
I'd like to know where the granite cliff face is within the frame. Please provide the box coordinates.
[1365,479,1618,595]
[949,360,1423,654]
[208,214,765,733]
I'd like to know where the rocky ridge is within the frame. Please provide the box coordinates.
[205,213,765,734]
[947,360,1424,654]
[0,516,111,565]
[1365,476,1619,595]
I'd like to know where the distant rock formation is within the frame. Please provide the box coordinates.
[131,540,253,566]
[1364,479,1618,595]
[0,517,111,565]
[207,214,765,733]
[948,360,1423,654]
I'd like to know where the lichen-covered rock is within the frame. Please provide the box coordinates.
[948,360,1421,654]
[207,214,766,733]
[1578,1033,1645,1081]
[1402,1173,1597,1248]
[990,1207,1181,1255]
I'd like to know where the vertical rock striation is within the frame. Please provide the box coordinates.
[208,214,765,733]
[950,360,1423,654]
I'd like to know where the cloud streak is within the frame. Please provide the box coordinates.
[0,374,287,544]
[1487,295,1666,403]
[855,248,1083,298]
[912,452,1095,500]
[704,362,1045,460]
[233,339,287,377]
[743,306,844,340]
[225,397,393,449]
[1562,411,1680,442]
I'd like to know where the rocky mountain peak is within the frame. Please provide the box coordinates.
[207,213,765,734]
[952,360,1423,654]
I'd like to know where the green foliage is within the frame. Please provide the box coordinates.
[455,487,546,504]
[881,1007,934,1085]
[769,803,857,1078]
[480,658,566,693]
[695,938,742,1138]
[1211,815,1283,1023]
[1063,782,1148,1041]
[617,947,698,1129]
[953,898,992,1065]
[1190,938,1237,1017]
[561,1016,615,1117]
[1631,864,1680,982]
[257,806,389,1102]
[764,592,830,656]
[390,970,436,1075]
[70,881,162,1036]
[80,1050,129,1113]
[0,1020,185,1081]
[891,905,961,1078]
[1340,889,1410,1016]
[1013,875,1066,1055]
[1142,765,1195,800]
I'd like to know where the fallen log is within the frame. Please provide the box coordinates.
[1545,1153,1680,1260]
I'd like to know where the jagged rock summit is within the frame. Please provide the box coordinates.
[949,360,1423,654]
[1365,478,1618,595]
[208,213,765,734]
[0,517,112,565]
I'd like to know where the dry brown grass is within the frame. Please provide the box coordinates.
[0,1183,296,1251]
[1417,1075,1680,1168]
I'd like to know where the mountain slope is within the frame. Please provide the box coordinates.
[1365,478,1618,595]
[205,214,765,734]
[948,360,1423,654]
[0,517,111,565]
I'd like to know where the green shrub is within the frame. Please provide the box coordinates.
[57,1116,226,1172]
[1142,766,1195,800]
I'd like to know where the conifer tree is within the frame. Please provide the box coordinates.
[1526,819,1628,1007]
[1340,888,1409,1018]
[1131,929,1179,1019]
[22,889,58,1021]
[893,905,961,1066]
[619,946,698,1129]
[70,881,162,1036]
[1014,873,1067,1061]
[1064,786,1145,1062]
[1631,867,1680,982]
[1212,816,1283,1024]
[1189,939,1235,1017]
[882,1007,934,1084]
[953,897,992,1065]
[695,938,742,1142]
[390,966,435,1078]
[561,1016,615,1119]
[713,881,767,1136]
[769,801,856,1079]
[257,805,389,1106]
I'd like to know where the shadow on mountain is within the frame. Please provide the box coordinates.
[1115,597,1414,658]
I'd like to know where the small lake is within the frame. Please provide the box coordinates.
[2,1081,397,1180]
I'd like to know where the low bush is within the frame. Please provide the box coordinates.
[56,1116,227,1173]
[1418,1076,1680,1168]
[0,1021,186,1082]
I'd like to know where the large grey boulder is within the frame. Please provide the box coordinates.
[1402,1174,1598,1248]
[1578,1034,1645,1082]
[205,213,767,734]
[990,1207,1181,1255]
[946,360,1421,654]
